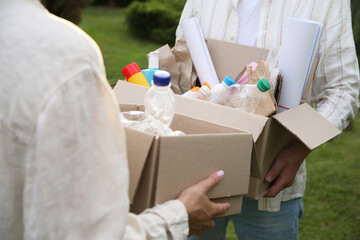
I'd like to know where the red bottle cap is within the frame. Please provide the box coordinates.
[122,63,141,80]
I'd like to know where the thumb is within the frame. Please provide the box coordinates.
[198,170,224,193]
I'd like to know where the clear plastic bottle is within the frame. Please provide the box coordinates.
[230,78,271,113]
[207,76,237,105]
[144,70,175,127]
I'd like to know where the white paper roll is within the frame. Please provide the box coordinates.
[277,18,322,113]
[180,17,219,88]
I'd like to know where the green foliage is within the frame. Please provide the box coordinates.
[41,0,85,24]
[351,0,360,58]
[125,0,186,45]
[92,0,136,8]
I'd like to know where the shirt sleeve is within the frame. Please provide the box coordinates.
[309,0,360,130]
[28,67,188,239]
[124,200,189,240]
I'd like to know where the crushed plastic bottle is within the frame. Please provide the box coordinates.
[229,78,271,113]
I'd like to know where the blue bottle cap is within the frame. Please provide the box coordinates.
[257,78,271,92]
[223,76,236,86]
[153,70,171,86]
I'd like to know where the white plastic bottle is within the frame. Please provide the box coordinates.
[188,85,211,100]
[144,70,175,127]
[207,76,237,105]
[231,78,271,113]
[141,50,159,86]
[182,86,200,97]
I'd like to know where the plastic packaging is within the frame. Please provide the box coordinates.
[207,76,237,105]
[120,111,185,136]
[229,78,271,113]
[144,70,175,127]
[141,51,159,86]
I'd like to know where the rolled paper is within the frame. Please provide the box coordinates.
[181,17,220,89]
[277,18,322,113]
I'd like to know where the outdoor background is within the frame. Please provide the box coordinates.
[43,1,360,239]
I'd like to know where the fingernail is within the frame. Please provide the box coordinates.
[266,175,272,182]
[216,170,224,179]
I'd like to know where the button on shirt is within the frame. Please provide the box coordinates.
[175,0,360,211]
[0,0,188,239]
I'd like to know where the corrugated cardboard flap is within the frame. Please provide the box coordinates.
[155,133,252,204]
[175,96,268,142]
[272,103,341,149]
[124,127,155,202]
[114,80,147,105]
[206,38,270,81]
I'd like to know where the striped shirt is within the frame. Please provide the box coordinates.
[175,0,360,211]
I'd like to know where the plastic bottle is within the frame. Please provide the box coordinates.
[207,76,237,105]
[182,86,200,97]
[188,85,211,100]
[144,70,175,127]
[141,51,159,86]
[230,78,271,113]
[122,62,150,87]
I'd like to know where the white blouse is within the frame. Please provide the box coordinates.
[0,0,188,239]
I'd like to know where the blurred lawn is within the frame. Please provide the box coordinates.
[79,7,360,240]
[79,7,162,86]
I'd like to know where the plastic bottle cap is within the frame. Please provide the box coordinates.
[148,51,159,69]
[153,70,171,86]
[122,63,141,80]
[204,81,211,90]
[191,87,200,92]
[223,76,237,86]
[257,78,271,92]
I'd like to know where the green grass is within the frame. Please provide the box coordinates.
[79,7,360,240]
[79,7,162,86]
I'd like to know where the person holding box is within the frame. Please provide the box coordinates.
[173,0,360,239]
[0,0,230,239]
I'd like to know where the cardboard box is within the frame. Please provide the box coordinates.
[118,103,253,217]
[115,39,340,203]
[114,81,341,201]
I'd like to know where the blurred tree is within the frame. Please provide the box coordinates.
[125,0,186,45]
[351,0,360,58]
[92,0,137,8]
[41,0,90,25]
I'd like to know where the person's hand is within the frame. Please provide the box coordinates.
[178,170,230,236]
[264,140,311,198]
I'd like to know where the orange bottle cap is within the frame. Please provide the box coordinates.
[204,82,211,90]
[191,87,200,92]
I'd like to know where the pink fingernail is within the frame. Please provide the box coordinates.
[217,170,224,179]
[266,175,273,182]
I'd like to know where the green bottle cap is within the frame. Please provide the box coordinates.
[257,78,271,92]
